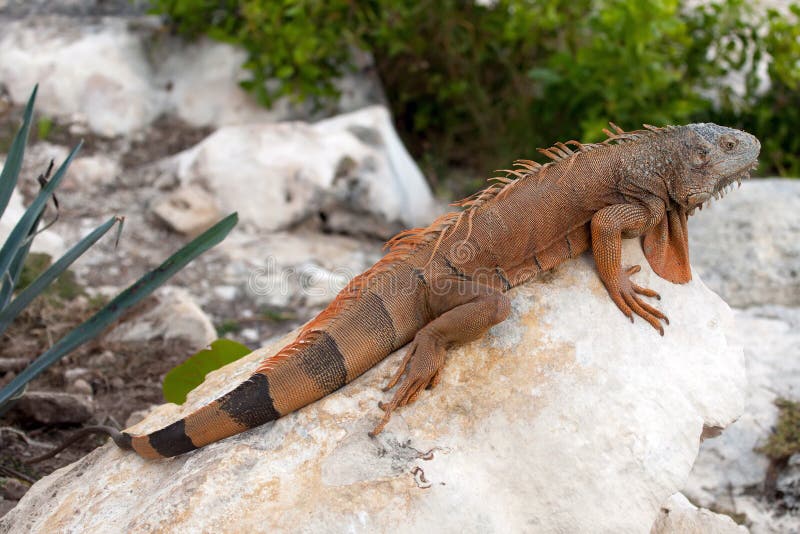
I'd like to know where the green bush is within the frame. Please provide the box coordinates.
[150,0,800,188]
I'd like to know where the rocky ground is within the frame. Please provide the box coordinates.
[0,5,797,534]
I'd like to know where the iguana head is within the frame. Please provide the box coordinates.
[671,123,760,214]
[641,123,759,285]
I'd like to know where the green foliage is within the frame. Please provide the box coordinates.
[0,87,240,410]
[162,339,252,404]
[36,116,53,141]
[151,0,800,186]
[758,398,800,462]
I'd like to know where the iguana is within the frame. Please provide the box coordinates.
[34,122,760,461]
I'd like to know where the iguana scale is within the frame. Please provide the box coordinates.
[103,123,761,459]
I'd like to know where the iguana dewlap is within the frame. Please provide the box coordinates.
[118,123,760,459]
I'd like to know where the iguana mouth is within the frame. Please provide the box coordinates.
[686,161,758,215]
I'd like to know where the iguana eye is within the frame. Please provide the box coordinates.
[720,136,738,152]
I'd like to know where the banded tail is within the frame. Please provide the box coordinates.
[123,261,426,460]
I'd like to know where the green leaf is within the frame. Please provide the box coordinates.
[0,216,122,335]
[0,212,238,409]
[162,339,252,405]
[0,85,37,220]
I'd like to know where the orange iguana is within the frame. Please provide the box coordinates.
[51,123,761,460]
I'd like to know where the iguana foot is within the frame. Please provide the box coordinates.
[369,331,446,436]
[609,265,669,335]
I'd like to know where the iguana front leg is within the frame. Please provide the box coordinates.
[370,282,510,435]
[591,202,669,334]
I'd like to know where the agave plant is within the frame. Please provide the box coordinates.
[0,86,238,410]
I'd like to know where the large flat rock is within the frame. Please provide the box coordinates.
[0,240,745,533]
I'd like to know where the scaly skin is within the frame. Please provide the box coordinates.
[112,123,760,459]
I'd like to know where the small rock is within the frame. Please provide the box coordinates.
[151,185,221,237]
[106,287,216,351]
[213,285,237,301]
[63,368,90,382]
[0,479,29,501]
[87,351,118,368]
[12,391,93,424]
[110,378,125,391]
[67,378,93,396]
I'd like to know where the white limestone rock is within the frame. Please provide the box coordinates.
[169,106,437,231]
[0,17,162,137]
[0,240,746,533]
[683,305,800,533]
[0,16,385,136]
[650,493,748,534]
[106,286,216,351]
[153,37,292,128]
[689,179,800,307]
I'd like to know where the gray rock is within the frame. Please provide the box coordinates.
[11,391,93,424]
[0,241,746,533]
[67,379,93,396]
[689,179,800,307]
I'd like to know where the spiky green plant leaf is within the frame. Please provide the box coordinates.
[0,212,238,408]
[0,216,124,334]
[0,85,36,220]
[0,142,82,283]
[162,339,252,405]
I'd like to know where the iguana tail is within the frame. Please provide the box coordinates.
[124,262,426,460]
